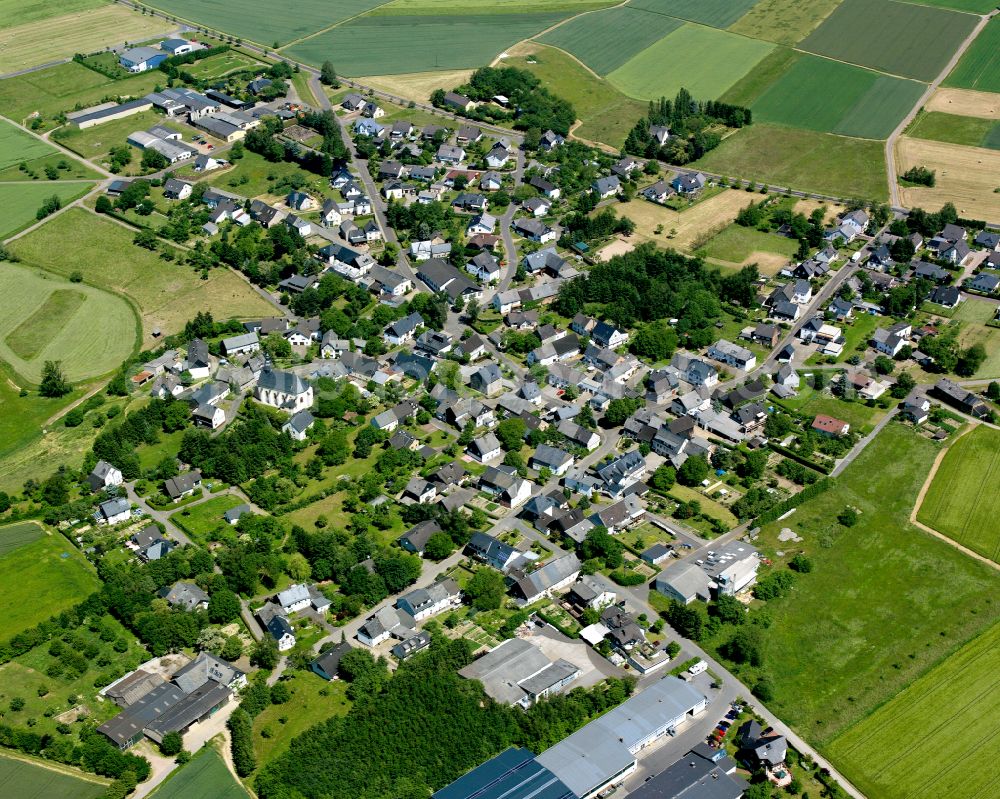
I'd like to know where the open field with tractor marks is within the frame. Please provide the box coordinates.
[0,753,105,799]
[148,748,248,799]
[627,0,761,29]
[926,87,1000,118]
[0,182,95,241]
[727,0,843,46]
[918,425,1000,562]
[798,0,979,82]
[944,15,1000,93]
[895,136,1000,220]
[828,620,1000,799]
[906,110,1000,149]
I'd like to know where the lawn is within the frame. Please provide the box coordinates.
[170,495,246,544]
[835,312,879,361]
[918,424,1000,562]
[779,382,885,433]
[708,424,1000,745]
[607,23,775,101]
[8,208,274,340]
[828,620,1000,799]
[627,0,762,28]
[0,260,135,384]
[906,110,1000,149]
[148,747,248,799]
[0,753,105,799]
[751,53,927,139]
[285,13,571,74]
[0,181,95,241]
[0,5,172,73]
[184,50,267,80]
[538,6,683,76]
[0,63,162,127]
[0,529,100,640]
[799,0,978,82]
[945,15,1000,93]
[504,44,647,149]
[727,0,843,46]
[146,0,387,46]
[0,120,58,171]
[694,124,889,201]
[202,150,333,199]
[697,224,799,266]
[668,483,738,529]
[253,671,351,765]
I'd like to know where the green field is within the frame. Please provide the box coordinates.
[712,424,1000,744]
[149,748,248,799]
[751,54,927,139]
[8,208,274,340]
[0,528,100,639]
[828,621,1000,799]
[698,224,799,264]
[918,425,1000,561]
[0,181,94,240]
[0,521,45,556]
[719,48,802,107]
[0,260,135,383]
[906,110,1000,149]
[0,753,105,799]
[170,495,246,544]
[627,0,762,28]
[286,13,569,74]
[778,383,885,433]
[728,0,843,46]
[372,0,616,13]
[945,15,1000,92]
[507,45,647,149]
[0,0,106,29]
[607,23,775,101]
[799,0,978,82]
[184,50,267,80]
[147,0,387,45]
[0,63,162,127]
[0,120,57,171]
[910,0,998,9]
[694,124,889,200]
[253,671,351,765]
[538,6,683,75]
[202,150,332,198]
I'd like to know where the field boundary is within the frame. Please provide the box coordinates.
[0,748,110,787]
[909,421,1000,571]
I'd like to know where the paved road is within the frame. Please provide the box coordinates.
[884,9,999,207]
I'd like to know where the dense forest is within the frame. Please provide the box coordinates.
[255,637,636,799]
[623,90,751,164]
[555,243,759,346]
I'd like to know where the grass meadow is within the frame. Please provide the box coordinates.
[799,0,978,82]
[906,110,1000,149]
[286,13,569,74]
[0,0,105,29]
[0,526,100,639]
[0,63,162,127]
[918,425,1000,562]
[253,671,351,765]
[0,5,171,73]
[53,111,195,165]
[8,208,274,340]
[149,748,248,799]
[0,260,135,383]
[607,23,774,101]
[945,15,1000,93]
[0,182,94,240]
[697,224,799,267]
[706,424,1000,745]
[505,45,646,149]
[146,0,387,45]
[750,53,927,139]
[538,6,683,75]
[0,521,45,556]
[0,753,105,799]
[0,120,57,171]
[372,0,616,14]
[828,621,1000,799]
[727,0,843,45]
[694,124,889,201]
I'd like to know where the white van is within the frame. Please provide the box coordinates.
[687,660,708,677]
